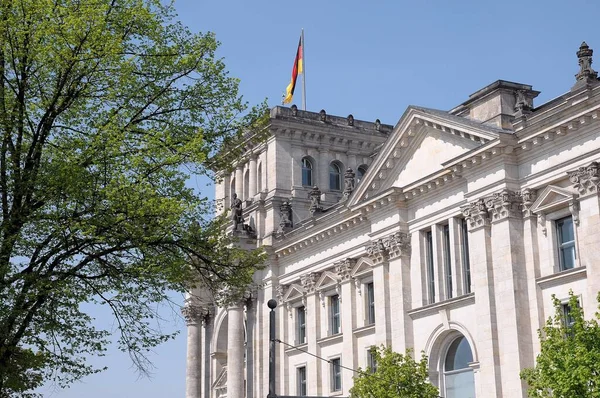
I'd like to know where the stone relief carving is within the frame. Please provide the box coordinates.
[308,186,323,215]
[519,188,538,218]
[277,200,293,233]
[383,232,411,259]
[567,161,600,196]
[575,42,598,82]
[365,238,387,264]
[335,259,353,282]
[485,189,523,221]
[461,198,491,230]
[301,273,318,293]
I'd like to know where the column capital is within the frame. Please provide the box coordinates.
[383,231,411,259]
[334,258,355,282]
[182,304,212,326]
[300,272,318,293]
[568,161,600,196]
[519,188,538,218]
[365,238,388,265]
[486,188,523,222]
[461,198,491,230]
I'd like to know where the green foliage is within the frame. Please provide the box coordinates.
[0,0,267,395]
[350,346,439,398]
[521,291,600,397]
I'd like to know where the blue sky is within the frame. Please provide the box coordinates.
[40,0,600,397]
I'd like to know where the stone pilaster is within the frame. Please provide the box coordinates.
[460,201,502,397]
[226,300,246,398]
[335,259,355,394]
[568,162,600,316]
[235,165,243,198]
[301,272,320,396]
[248,155,257,200]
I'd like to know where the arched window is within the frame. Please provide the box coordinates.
[357,165,368,183]
[301,157,313,187]
[443,336,475,398]
[329,162,342,191]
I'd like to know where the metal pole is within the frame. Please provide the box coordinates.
[267,299,277,398]
[301,28,306,111]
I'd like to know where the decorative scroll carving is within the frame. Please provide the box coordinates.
[519,188,538,218]
[335,259,353,282]
[461,199,491,230]
[538,212,547,236]
[301,273,318,293]
[568,161,600,196]
[365,238,387,264]
[383,232,411,259]
[308,186,323,216]
[341,168,356,202]
[486,189,523,221]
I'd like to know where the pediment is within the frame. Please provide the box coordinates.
[283,283,305,301]
[315,271,338,290]
[531,185,577,214]
[349,107,498,206]
[351,257,373,277]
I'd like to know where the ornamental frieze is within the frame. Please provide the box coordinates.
[568,161,600,196]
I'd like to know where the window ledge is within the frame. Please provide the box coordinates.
[284,342,307,354]
[317,333,343,346]
[536,266,587,289]
[352,324,375,337]
[408,293,475,319]
[328,391,344,397]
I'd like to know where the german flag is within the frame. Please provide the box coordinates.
[283,36,303,104]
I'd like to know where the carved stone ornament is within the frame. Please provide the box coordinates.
[301,273,318,293]
[575,41,598,83]
[365,238,387,264]
[486,189,523,221]
[567,161,600,196]
[335,259,353,282]
[383,232,411,259]
[538,212,547,236]
[519,188,538,218]
[461,198,491,230]
[347,114,354,126]
[308,186,323,216]
[182,304,212,326]
[291,104,298,116]
[319,109,327,122]
[277,201,293,233]
[341,168,356,202]
[275,284,287,303]
[375,119,381,131]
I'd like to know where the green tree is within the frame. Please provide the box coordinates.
[0,0,266,395]
[521,292,600,397]
[350,346,439,398]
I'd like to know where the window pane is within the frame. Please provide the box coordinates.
[330,295,340,334]
[357,166,367,182]
[297,366,307,396]
[443,224,453,299]
[461,219,471,294]
[297,306,306,343]
[426,231,435,304]
[556,216,576,271]
[331,358,341,391]
[445,370,475,398]
[560,245,576,270]
[366,282,375,325]
[445,336,473,371]
[301,158,312,186]
[329,163,341,190]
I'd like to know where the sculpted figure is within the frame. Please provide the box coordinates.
[231,193,243,230]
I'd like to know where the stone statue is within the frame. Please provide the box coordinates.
[231,193,244,230]
[576,41,598,81]
[308,186,322,216]
[279,201,293,230]
[342,168,355,201]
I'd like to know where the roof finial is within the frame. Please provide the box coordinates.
[574,41,598,87]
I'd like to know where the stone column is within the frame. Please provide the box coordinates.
[366,239,391,345]
[227,301,245,398]
[301,273,320,396]
[249,155,257,200]
[486,190,531,397]
[235,165,244,198]
[183,304,206,398]
[568,162,600,317]
[461,200,502,397]
[336,260,355,394]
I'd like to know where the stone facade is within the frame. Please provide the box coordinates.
[185,42,600,398]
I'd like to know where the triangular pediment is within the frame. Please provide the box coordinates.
[283,283,305,301]
[315,271,338,290]
[349,107,500,206]
[351,257,373,277]
[531,185,577,214]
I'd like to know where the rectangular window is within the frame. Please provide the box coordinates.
[562,303,576,329]
[330,295,341,335]
[330,358,342,392]
[426,231,435,304]
[556,216,576,271]
[366,348,377,373]
[443,224,453,299]
[296,306,306,344]
[297,366,307,396]
[461,218,471,294]
[366,282,375,325]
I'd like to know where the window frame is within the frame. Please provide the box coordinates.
[356,165,368,183]
[555,215,577,271]
[296,305,306,344]
[329,294,341,335]
[365,282,375,325]
[460,218,471,294]
[442,224,453,299]
[330,357,342,392]
[296,365,307,396]
[366,347,377,373]
[425,230,436,304]
[329,161,343,191]
[441,335,476,398]
[301,157,313,187]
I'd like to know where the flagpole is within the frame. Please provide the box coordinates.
[301,28,306,111]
